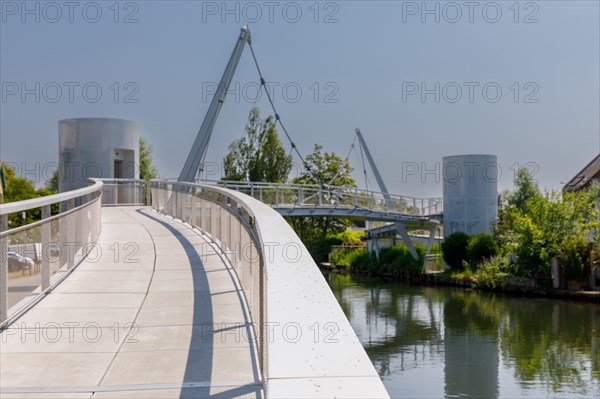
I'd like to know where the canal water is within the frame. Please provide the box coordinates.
[324,272,600,398]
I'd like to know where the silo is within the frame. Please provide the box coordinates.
[58,118,139,193]
[442,155,498,237]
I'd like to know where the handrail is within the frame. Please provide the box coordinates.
[0,179,104,325]
[146,179,389,398]
[209,179,442,204]
[204,179,444,217]
[0,180,103,216]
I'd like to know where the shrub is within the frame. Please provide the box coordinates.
[345,243,425,274]
[378,243,424,274]
[558,234,590,280]
[351,251,378,272]
[442,232,470,270]
[328,230,365,246]
[330,247,365,268]
[474,256,510,290]
[309,230,366,263]
[467,233,499,268]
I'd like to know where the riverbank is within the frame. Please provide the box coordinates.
[320,263,600,303]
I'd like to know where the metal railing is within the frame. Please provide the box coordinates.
[0,180,103,325]
[99,178,148,206]
[217,180,444,216]
[146,179,389,396]
[149,180,268,382]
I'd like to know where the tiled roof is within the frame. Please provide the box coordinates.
[564,154,600,191]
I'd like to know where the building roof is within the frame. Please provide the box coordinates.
[564,153,600,192]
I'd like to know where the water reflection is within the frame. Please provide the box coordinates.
[324,272,600,398]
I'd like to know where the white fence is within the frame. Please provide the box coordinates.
[0,180,103,325]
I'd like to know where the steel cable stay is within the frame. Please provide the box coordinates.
[247,44,408,215]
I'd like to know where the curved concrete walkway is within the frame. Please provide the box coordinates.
[0,207,262,399]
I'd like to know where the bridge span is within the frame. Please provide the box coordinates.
[216,181,443,261]
[0,179,389,398]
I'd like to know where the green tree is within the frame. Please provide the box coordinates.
[46,170,59,193]
[139,137,158,180]
[1,162,56,227]
[493,170,599,282]
[467,233,498,267]
[508,168,541,213]
[294,144,355,187]
[441,232,470,270]
[223,107,292,183]
[289,144,356,261]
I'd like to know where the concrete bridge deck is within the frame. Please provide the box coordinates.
[1,207,262,399]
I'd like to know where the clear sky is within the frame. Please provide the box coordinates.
[1,0,598,198]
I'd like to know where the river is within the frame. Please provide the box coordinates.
[323,272,600,398]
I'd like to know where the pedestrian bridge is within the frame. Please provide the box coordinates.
[217,180,443,222]
[0,179,389,398]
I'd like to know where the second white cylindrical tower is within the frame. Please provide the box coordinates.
[442,154,498,237]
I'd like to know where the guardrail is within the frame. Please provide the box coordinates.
[0,180,103,325]
[146,179,389,397]
[99,178,148,206]
[218,180,443,216]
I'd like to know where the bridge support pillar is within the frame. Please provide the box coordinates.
[367,235,380,261]
[395,222,419,261]
[424,225,438,258]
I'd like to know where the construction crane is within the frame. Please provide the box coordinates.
[178,26,251,182]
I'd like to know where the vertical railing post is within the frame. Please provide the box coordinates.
[146,181,151,206]
[177,189,183,220]
[0,214,8,322]
[173,188,178,218]
[67,199,75,269]
[41,205,51,290]
[318,187,323,207]
[200,194,206,232]
[190,189,197,227]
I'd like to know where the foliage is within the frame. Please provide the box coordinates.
[508,168,542,213]
[493,169,599,284]
[294,144,355,187]
[473,256,510,290]
[299,230,364,263]
[467,233,498,268]
[441,232,470,270]
[330,247,365,268]
[442,265,475,281]
[223,107,292,183]
[139,137,158,180]
[46,170,59,193]
[288,144,356,260]
[1,162,56,227]
[557,234,590,280]
[350,243,426,274]
[327,230,365,246]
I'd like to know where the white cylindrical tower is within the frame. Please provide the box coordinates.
[442,154,498,237]
[58,118,139,192]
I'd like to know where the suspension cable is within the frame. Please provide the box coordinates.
[248,42,309,168]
